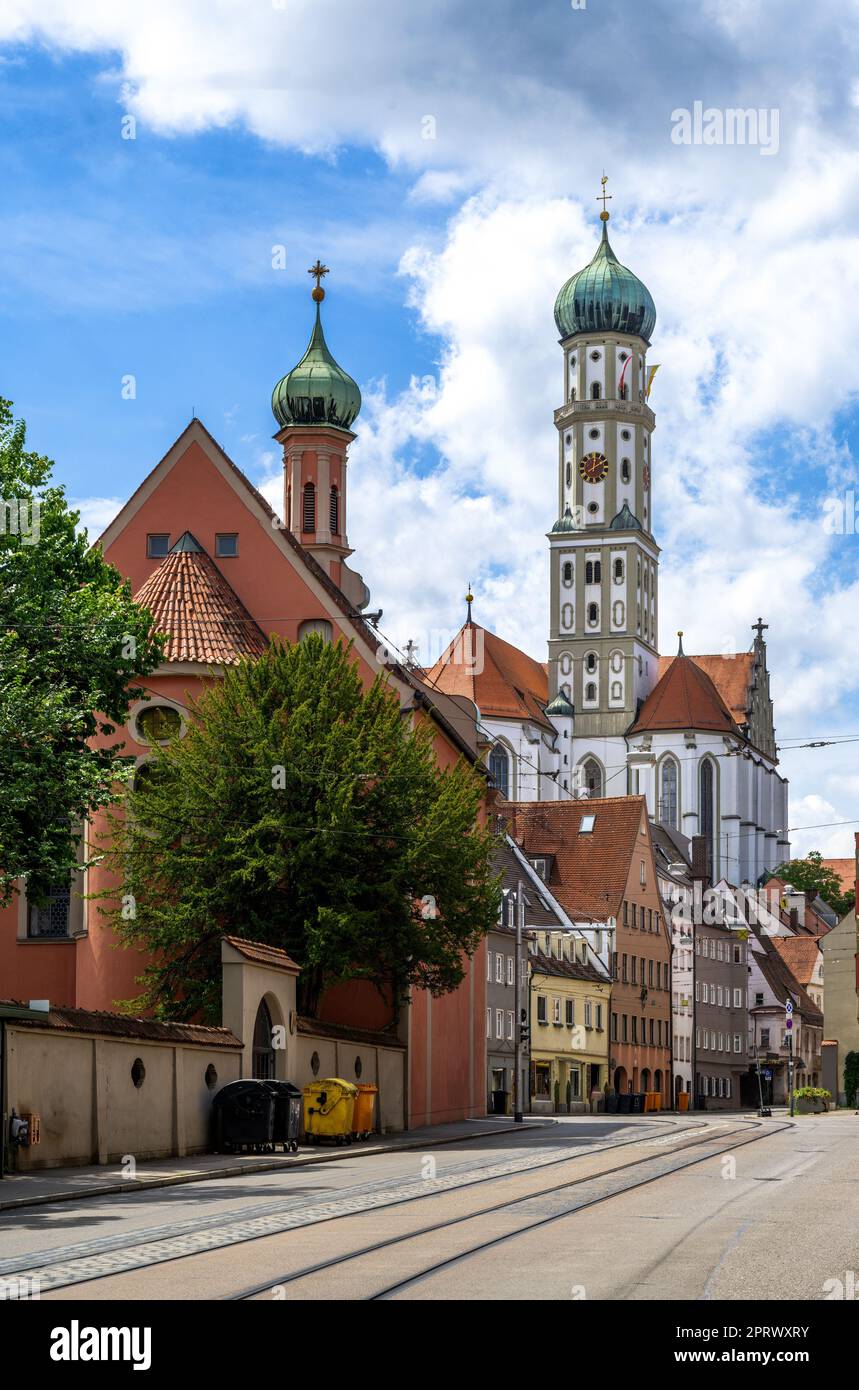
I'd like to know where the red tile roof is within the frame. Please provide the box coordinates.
[658,652,755,724]
[630,654,739,736]
[135,533,267,666]
[821,858,856,896]
[222,936,300,974]
[770,934,822,988]
[0,999,240,1047]
[505,796,649,922]
[427,622,551,730]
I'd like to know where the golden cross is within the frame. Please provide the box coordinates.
[307,260,330,290]
[597,173,612,215]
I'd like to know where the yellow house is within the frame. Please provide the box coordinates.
[529,931,611,1114]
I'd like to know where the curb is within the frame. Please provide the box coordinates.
[0,1119,554,1212]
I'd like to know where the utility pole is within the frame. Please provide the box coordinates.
[786,998,795,1117]
[513,880,525,1123]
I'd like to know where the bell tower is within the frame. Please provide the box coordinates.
[548,181,661,740]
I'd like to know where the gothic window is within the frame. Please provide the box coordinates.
[562,560,573,587]
[699,758,715,873]
[614,557,624,583]
[660,757,679,828]
[582,758,603,798]
[489,744,510,798]
[329,486,339,535]
[302,482,316,533]
[252,999,276,1080]
[587,602,598,626]
[591,383,601,400]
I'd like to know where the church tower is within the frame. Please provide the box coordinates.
[547,183,660,788]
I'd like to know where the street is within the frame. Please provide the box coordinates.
[2,1112,855,1301]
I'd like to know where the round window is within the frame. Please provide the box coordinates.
[131,1058,146,1089]
[589,428,600,440]
[133,760,170,794]
[590,351,601,362]
[621,429,631,441]
[137,705,181,743]
[565,433,572,446]
[587,502,599,514]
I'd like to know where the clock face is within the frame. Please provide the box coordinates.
[643,464,651,490]
[580,451,609,484]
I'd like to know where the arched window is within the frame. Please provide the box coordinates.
[621,459,631,483]
[569,387,577,401]
[329,485,339,535]
[614,557,624,583]
[585,561,593,585]
[489,744,510,799]
[585,652,597,673]
[594,560,601,582]
[587,602,598,625]
[252,999,276,1079]
[660,757,679,828]
[562,560,573,587]
[585,681,596,702]
[582,758,603,798]
[302,482,316,533]
[699,758,715,875]
[591,382,601,400]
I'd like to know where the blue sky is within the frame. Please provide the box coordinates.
[3,1,859,857]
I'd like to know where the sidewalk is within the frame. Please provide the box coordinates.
[0,1115,550,1212]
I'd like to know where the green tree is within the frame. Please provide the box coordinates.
[99,635,500,1022]
[771,851,854,918]
[0,399,163,906]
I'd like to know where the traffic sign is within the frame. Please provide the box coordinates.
[785,999,794,1014]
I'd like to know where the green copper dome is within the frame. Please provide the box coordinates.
[550,505,580,534]
[272,294,361,431]
[608,501,643,531]
[554,219,656,344]
[545,690,575,718]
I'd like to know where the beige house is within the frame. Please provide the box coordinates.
[822,905,859,1105]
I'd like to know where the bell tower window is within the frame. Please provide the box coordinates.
[302,482,316,533]
[591,383,601,400]
[329,485,339,535]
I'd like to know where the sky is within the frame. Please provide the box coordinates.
[2,0,859,857]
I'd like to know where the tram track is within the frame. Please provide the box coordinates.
[232,1117,791,1301]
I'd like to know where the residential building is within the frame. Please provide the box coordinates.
[506,795,671,1106]
[694,921,750,1109]
[747,927,823,1104]
[652,822,695,1103]
[822,838,859,1104]
[528,933,610,1113]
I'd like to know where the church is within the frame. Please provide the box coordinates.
[429,192,790,889]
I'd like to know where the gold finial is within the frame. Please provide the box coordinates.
[466,583,474,624]
[677,630,685,656]
[597,172,612,222]
[308,259,329,303]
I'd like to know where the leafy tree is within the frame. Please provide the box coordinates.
[771,851,854,918]
[0,399,163,906]
[99,635,500,1022]
[844,1052,859,1109]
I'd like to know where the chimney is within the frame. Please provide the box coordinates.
[789,907,799,933]
[691,834,710,886]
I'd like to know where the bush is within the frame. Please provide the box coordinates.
[793,1086,831,1101]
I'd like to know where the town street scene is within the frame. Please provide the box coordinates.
[0,0,857,1365]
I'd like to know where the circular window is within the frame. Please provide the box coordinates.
[131,1058,146,1089]
[205,1064,218,1090]
[590,351,601,362]
[311,1050,320,1076]
[588,428,600,440]
[133,760,171,794]
[565,433,572,446]
[621,428,631,441]
[355,1055,363,1079]
[619,351,628,361]
[136,705,181,743]
[587,502,599,514]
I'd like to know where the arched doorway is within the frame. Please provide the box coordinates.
[641,1068,651,1093]
[252,998,276,1079]
[653,1068,663,1100]
[613,1066,628,1094]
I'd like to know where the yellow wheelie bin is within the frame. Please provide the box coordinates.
[302,1078,357,1145]
[352,1083,378,1140]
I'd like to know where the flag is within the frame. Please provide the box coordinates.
[646,364,660,399]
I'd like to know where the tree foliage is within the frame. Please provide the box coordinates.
[0,399,163,905]
[99,635,500,1022]
[772,851,854,919]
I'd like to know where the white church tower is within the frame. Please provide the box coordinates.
[548,180,660,798]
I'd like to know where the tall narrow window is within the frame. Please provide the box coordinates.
[489,744,510,799]
[660,758,678,828]
[699,758,715,875]
[562,560,573,587]
[591,382,601,400]
[614,557,624,582]
[582,758,603,799]
[302,482,316,533]
[585,560,593,584]
[329,485,339,535]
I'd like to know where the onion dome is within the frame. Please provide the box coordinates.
[545,690,575,718]
[608,502,643,532]
[550,505,579,534]
[272,262,361,431]
[554,215,656,344]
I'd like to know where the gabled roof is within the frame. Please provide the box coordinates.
[657,652,755,725]
[504,796,650,923]
[630,653,739,736]
[750,931,823,1023]
[427,622,551,731]
[770,934,822,988]
[821,858,856,897]
[135,533,268,666]
[529,947,609,986]
[222,935,300,974]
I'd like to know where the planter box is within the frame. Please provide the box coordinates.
[795,1098,828,1114]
